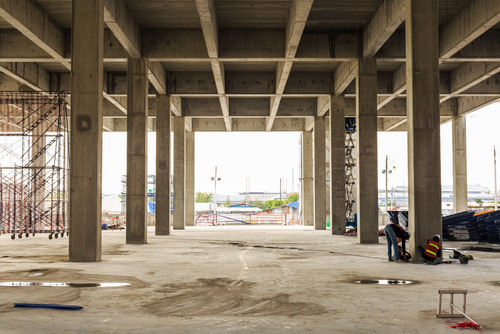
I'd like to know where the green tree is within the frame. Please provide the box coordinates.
[474,198,484,206]
[284,193,299,204]
[264,199,284,209]
[195,191,213,203]
[251,200,266,210]
[223,196,231,207]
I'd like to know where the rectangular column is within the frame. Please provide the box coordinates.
[452,115,468,213]
[173,116,185,229]
[69,0,104,262]
[406,0,442,261]
[330,95,346,235]
[302,131,314,226]
[155,94,171,235]
[314,116,326,230]
[185,131,195,226]
[126,57,149,244]
[356,57,379,244]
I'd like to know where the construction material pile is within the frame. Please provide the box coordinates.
[442,210,500,244]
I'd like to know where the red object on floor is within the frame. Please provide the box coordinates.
[450,322,480,330]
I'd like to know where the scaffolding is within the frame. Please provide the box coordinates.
[0,92,69,239]
[345,131,356,225]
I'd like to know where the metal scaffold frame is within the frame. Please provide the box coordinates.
[0,92,69,239]
[345,132,356,225]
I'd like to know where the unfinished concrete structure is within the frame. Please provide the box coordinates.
[0,0,497,262]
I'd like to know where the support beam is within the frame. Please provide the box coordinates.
[302,131,314,226]
[126,57,149,244]
[148,61,167,95]
[363,0,405,58]
[0,62,50,92]
[330,95,345,235]
[0,0,67,66]
[457,95,500,115]
[104,0,141,59]
[173,116,186,229]
[317,95,330,116]
[171,96,182,116]
[333,61,357,96]
[452,115,468,213]
[185,131,195,226]
[155,94,171,235]
[356,58,379,244]
[314,115,326,230]
[69,0,104,262]
[440,0,500,59]
[406,0,442,262]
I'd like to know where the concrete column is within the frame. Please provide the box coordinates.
[406,0,442,261]
[330,95,345,235]
[356,57,378,244]
[453,115,468,213]
[302,131,314,226]
[185,131,195,226]
[173,117,185,229]
[314,116,326,230]
[126,57,149,244]
[155,94,171,235]
[69,0,104,262]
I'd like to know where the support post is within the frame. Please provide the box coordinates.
[173,117,185,229]
[406,0,442,262]
[314,116,326,230]
[126,57,149,244]
[452,115,468,213]
[69,0,104,262]
[356,57,379,244]
[330,95,346,235]
[155,94,171,235]
[302,131,314,226]
[185,130,195,226]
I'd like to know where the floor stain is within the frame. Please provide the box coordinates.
[144,277,327,317]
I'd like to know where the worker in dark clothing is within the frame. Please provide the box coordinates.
[384,223,411,262]
[418,234,442,264]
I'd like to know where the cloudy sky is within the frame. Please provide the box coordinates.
[102,103,500,196]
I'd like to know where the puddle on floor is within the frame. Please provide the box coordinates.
[352,279,414,285]
[0,282,131,287]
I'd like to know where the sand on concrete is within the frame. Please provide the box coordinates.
[0,225,499,333]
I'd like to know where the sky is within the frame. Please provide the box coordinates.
[102,102,500,195]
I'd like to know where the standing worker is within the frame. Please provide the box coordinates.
[384,223,410,262]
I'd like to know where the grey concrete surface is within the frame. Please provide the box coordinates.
[155,94,171,235]
[1,226,499,333]
[173,117,186,230]
[302,131,314,227]
[314,116,326,230]
[452,115,468,213]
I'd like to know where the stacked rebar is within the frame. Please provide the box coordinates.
[0,92,69,239]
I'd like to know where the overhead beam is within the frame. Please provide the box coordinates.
[317,96,330,116]
[148,61,167,95]
[0,0,67,66]
[333,61,356,95]
[440,0,500,59]
[457,96,500,116]
[104,0,141,59]
[363,0,405,58]
[0,62,50,92]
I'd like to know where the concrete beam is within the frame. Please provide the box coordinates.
[148,61,167,95]
[440,0,500,59]
[0,62,49,91]
[442,62,500,102]
[451,29,500,61]
[195,0,218,58]
[363,0,405,58]
[285,0,314,58]
[457,95,500,115]
[104,0,141,59]
[171,96,182,116]
[0,0,67,65]
[317,96,330,116]
[333,61,356,95]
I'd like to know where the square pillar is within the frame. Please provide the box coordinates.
[330,95,346,235]
[314,116,326,230]
[69,0,104,262]
[452,115,468,213]
[155,94,171,235]
[173,117,185,229]
[185,131,195,226]
[126,57,149,244]
[406,0,442,261]
[302,131,314,226]
[356,58,379,244]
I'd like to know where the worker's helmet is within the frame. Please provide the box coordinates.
[432,234,441,242]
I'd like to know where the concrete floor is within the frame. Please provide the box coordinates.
[1,225,499,333]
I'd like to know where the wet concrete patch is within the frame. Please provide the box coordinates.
[0,282,131,287]
[144,278,327,317]
[351,279,415,285]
